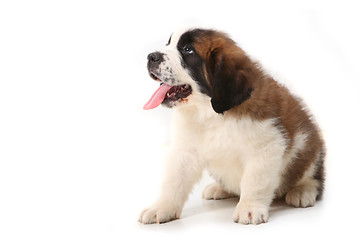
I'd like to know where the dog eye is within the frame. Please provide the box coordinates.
[183,45,194,54]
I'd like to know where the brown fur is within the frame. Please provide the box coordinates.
[192,30,326,199]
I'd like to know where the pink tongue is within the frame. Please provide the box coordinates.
[143,83,173,110]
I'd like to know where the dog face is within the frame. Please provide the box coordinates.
[145,29,254,113]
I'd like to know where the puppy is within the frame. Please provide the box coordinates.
[139,28,325,225]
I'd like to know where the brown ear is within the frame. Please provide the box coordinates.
[210,54,253,114]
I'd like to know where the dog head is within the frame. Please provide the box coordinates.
[144,28,255,114]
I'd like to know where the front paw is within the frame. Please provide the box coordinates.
[233,202,269,225]
[139,203,181,224]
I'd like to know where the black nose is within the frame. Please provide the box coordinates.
[147,52,163,62]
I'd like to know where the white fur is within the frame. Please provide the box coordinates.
[139,96,290,224]
[202,182,236,200]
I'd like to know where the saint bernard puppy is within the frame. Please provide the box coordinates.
[139,28,325,225]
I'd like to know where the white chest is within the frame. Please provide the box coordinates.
[172,109,285,194]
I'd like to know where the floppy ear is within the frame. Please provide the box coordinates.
[210,53,253,114]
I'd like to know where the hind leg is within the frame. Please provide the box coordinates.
[202,182,237,200]
[285,148,325,208]
[285,180,319,208]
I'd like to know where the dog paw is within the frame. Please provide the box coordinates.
[202,182,236,200]
[285,185,317,208]
[139,203,180,224]
[233,202,269,225]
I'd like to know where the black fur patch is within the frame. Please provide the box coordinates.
[176,29,253,114]
[176,29,212,96]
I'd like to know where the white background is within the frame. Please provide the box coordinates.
[1,0,360,239]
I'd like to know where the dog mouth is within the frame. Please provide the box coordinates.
[143,81,192,110]
[164,83,192,101]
